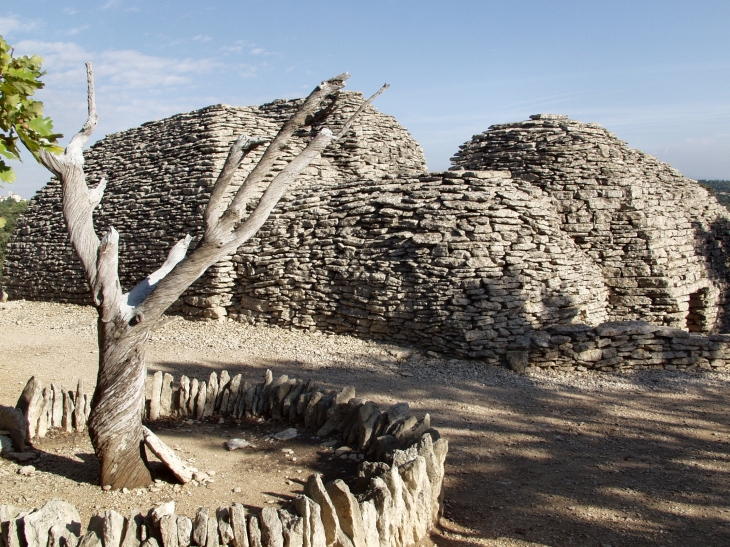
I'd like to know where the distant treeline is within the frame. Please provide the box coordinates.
[0,199,28,278]
[699,180,730,211]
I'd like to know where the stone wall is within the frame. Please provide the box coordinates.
[451,114,730,333]
[508,320,730,373]
[229,170,608,362]
[3,370,448,547]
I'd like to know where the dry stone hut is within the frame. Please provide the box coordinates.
[5,105,730,368]
[452,114,730,333]
[4,92,426,314]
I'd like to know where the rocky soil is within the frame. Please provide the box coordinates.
[2,300,730,546]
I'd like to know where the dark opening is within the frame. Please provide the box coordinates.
[687,288,709,332]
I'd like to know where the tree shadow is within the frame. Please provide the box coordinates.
[26,450,99,485]
[147,351,730,546]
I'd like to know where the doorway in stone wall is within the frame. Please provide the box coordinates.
[687,288,710,332]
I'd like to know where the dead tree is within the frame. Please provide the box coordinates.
[39,62,387,489]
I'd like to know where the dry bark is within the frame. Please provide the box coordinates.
[38,62,386,489]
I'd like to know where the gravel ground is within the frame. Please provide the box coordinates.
[2,300,730,547]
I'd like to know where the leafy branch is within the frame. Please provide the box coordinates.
[0,35,63,183]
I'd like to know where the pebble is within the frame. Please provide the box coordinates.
[17,465,35,476]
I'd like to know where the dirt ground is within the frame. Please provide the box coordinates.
[2,300,730,547]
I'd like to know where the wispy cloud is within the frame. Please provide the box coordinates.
[62,7,78,15]
[0,15,39,36]
[193,35,212,43]
[66,24,89,36]
[251,48,265,55]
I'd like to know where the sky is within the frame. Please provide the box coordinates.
[2,0,730,198]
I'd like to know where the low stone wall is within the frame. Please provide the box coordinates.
[509,321,730,372]
[3,370,448,547]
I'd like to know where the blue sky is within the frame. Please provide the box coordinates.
[3,0,730,198]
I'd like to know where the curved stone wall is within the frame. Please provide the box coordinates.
[451,114,730,333]
[229,170,608,362]
[5,370,448,547]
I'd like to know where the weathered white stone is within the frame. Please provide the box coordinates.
[205,516,218,547]
[193,508,209,547]
[258,508,283,547]
[74,380,86,431]
[195,383,207,421]
[246,517,262,547]
[216,509,234,546]
[120,513,144,547]
[228,505,247,547]
[292,497,325,547]
[159,515,179,547]
[62,391,75,433]
[22,500,81,547]
[51,384,64,428]
[101,510,126,547]
[203,373,218,418]
[16,377,43,439]
[179,376,190,417]
[324,481,366,547]
[276,511,302,547]
[303,475,340,547]
[149,372,164,421]
[176,517,193,547]
[160,373,174,417]
[356,502,378,547]
[142,428,193,483]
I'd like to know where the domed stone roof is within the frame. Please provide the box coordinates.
[451,114,730,332]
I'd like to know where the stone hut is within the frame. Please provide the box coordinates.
[4,92,426,313]
[451,114,730,333]
[4,106,730,366]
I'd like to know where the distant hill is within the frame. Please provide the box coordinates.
[698,180,730,211]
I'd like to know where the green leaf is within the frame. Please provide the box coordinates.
[0,34,63,185]
[0,161,17,183]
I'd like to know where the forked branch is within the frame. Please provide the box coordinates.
[134,77,389,325]
[38,62,107,300]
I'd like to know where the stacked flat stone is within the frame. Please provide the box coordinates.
[229,170,608,361]
[4,371,449,547]
[514,320,730,372]
[451,114,730,333]
[4,92,426,315]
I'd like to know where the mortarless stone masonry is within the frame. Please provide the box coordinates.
[4,105,730,370]
[451,114,730,333]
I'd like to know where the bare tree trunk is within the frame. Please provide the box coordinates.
[90,318,152,489]
[39,62,388,489]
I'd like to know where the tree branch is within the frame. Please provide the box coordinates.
[203,135,267,240]
[37,63,101,294]
[334,83,389,139]
[120,235,193,322]
[66,62,98,164]
[134,76,389,327]
[97,228,122,321]
[217,73,349,229]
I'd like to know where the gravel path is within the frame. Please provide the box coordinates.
[2,300,730,546]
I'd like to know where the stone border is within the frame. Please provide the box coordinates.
[2,370,448,547]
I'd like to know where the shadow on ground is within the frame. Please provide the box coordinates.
[150,354,730,547]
